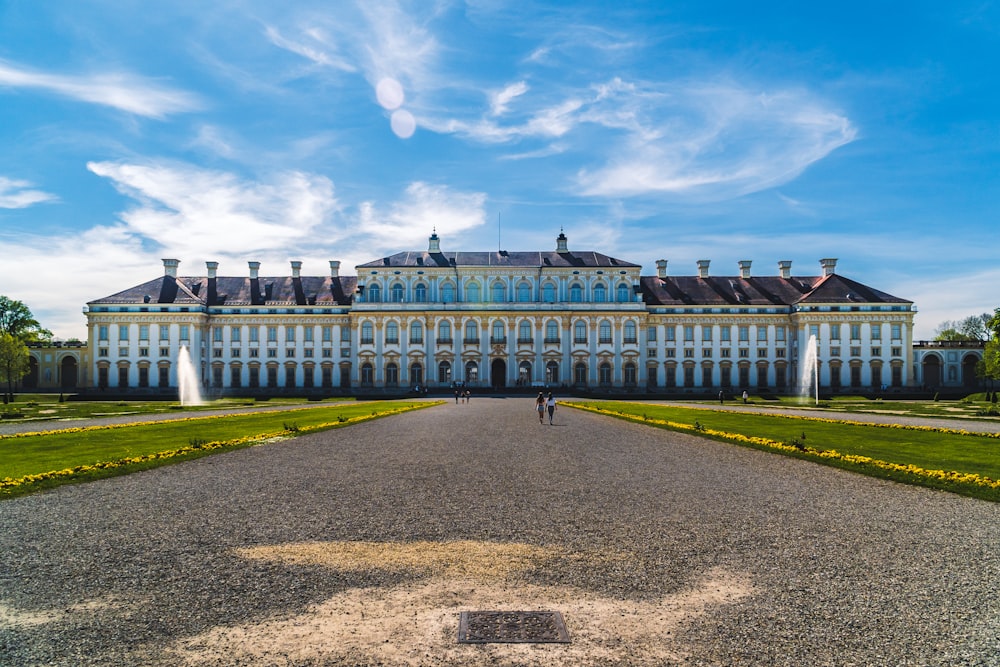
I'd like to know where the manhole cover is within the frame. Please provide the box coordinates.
[458,611,570,644]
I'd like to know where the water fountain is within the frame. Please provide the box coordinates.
[177,345,204,406]
[798,334,819,405]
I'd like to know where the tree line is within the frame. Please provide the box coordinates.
[0,296,51,403]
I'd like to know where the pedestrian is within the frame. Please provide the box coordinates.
[718,390,724,404]
[545,392,557,425]
[455,390,460,404]
[464,390,471,403]
[534,392,545,424]
[742,389,748,404]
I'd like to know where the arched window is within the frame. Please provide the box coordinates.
[390,282,404,302]
[465,361,478,382]
[361,362,374,386]
[410,362,423,386]
[414,283,427,303]
[491,320,506,343]
[517,282,531,302]
[593,283,606,303]
[574,320,588,344]
[410,321,423,344]
[518,361,532,385]
[599,320,612,344]
[441,283,455,303]
[574,362,588,385]
[385,362,399,387]
[466,281,481,303]
[361,322,374,344]
[438,360,451,383]
[542,282,556,302]
[438,320,452,342]
[545,319,559,343]
[599,362,612,386]
[464,320,478,342]
[491,281,506,303]
[385,321,399,344]
[623,320,637,343]
[624,362,637,386]
[366,283,381,303]
[617,283,631,302]
[546,361,559,384]
[570,282,583,302]
[518,320,532,342]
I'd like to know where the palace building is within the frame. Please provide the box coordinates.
[83,231,920,396]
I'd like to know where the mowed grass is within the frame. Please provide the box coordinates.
[0,401,436,497]
[574,401,1000,501]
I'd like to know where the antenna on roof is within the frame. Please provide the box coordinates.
[498,211,501,252]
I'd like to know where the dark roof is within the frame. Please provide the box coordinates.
[356,250,640,269]
[639,273,911,307]
[90,275,357,307]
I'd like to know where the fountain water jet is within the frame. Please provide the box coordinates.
[799,334,819,405]
[177,345,204,406]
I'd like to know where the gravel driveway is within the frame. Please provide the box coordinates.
[1,397,998,666]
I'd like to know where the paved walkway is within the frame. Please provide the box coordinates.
[1,398,998,666]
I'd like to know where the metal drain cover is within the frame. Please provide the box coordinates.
[458,611,570,644]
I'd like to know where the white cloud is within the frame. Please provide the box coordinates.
[0,176,57,208]
[263,25,357,72]
[86,160,340,259]
[490,81,529,116]
[0,59,202,118]
[892,268,1000,341]
[358,182,487,248]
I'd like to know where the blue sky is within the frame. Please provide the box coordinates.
[1,1,997,340]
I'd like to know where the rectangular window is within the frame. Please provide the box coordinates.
[830,346,841,356]
[304,348,314,358]
[757,327,767,342]
[666,326,676,342]
[738,326,749,342]
[775,327,785,342]
[119,325,129,341]
[850,346,861,357]
[304,327,314,342]
[665,348,676,358]
[757,348,768,358]
[322,348,333,358]
[721,366,732,388]
[159,366,169,388]
[139,325,149,341]
[830,325,840,341]
[871,324,881,340]
[249,348,259,358]
[702,348,712,357]
[738,348,749,358]
[683,366,695,388]
[891,347,902,357]
[231,348,241,357]
[119,347,129,357]
[159,325,169,341]
[341,327,351,342]
[891,324,902,341]
[809,324,819,341]
[720,348,731,358]
[683,348,694,358]
[665,366,676,387]
[871,347,882,357]
[267,326,278,342]
[180,325,190,341]
[775,348,786,358]
[647,348,657,358]
[702,327,712,342]
[286,327,296,342]
[231,367,241,388]
[230,327,241,342]
[647,326,657,342]
[720,326,731,342]
[249,367,259,388]
[267,348,277,358]
[286,348,295,357]
[249,327,259,343]
[139,347,149,357]
[99,325,109,341]
[213,349,223,358]
[683,326,694,342]
[213,327,223,342]
[322,326,333,342]
[212,366,223,388]
[138,367,149,388]
[851,324,861,340]
[159,347,169,357]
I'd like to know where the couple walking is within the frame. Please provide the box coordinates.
[534,392,557,425]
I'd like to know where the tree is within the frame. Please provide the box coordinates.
[976,308,1000,391]
[0,295,52,343]
[0,333,30,404]
[934,313,994,342]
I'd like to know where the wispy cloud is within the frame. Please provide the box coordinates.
[490,81,529,116]
[0,176,57,208]
[0,59,202,118]
[358,182,487,249]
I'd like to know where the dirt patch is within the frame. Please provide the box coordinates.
[169,540,755,667]
[0,596,121,629]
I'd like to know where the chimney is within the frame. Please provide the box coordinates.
[248,261,260,280]
[656,259,668,278]
[206,261,218,305]
[290,260,302,279]
[738,260,752,279]
[428,230,441,253]
[162,258,180,278]
[329,260,340,278]
[206,261,218,279]
[820,258,838,277]
[556,230,569,253]
[778,260,792,279]
[697,259,710,278]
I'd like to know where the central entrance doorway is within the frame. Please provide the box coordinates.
[491,359,506,390]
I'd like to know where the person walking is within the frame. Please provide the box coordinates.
[718,390,724,404]
[545,392,557,425]
[534,392,545,424]
[742,389,748,404]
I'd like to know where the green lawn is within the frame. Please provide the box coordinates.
[571,401,1000,501]
[1,401,438,498]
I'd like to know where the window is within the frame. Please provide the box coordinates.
[891,324,902,341]
[666,326,676,342]
[322,366,333,388]
[267,349,277,358]
[738,349,749,358]
[267,326,278,342]
[414,283,427,303]
[249,327,259,343]
[684,366,694,387]
[775,327,785,342]
[213,327,223,343]
[617,283,630,302]
[249,348,260,358]
[599,362,612,386]
[159,325,169,341]
[286,327,295,342]
[304,327,313,342]
[322,326,332,342]
[361,322,374,344]
[830,346,841,356]
[249,367,259,388]
[231,326,241,342]
[546,361,559,384]
[212,349,222,358]
[438,360,451,383]
[159,347,169,357]
[701,366,712,387]
[684,326,694,342]
[466,361,479,382]
[99,325,109,341]
[871,323,881,340]
[492,320,506,344]
[574,320,588,344]
[542,283,556,302]
[851,324,861,340]
[666,349,676,358]
[593,283,606,303]
[623,362,637,386]
[545,320,559,343]
[702,326,712,342]
[159,366,169,388]
[684,349,694,358]
[647,366,657,387]
[575,363,588,385]
[119,325,129,341]
[757,348,768,358]
[139,367,149,387]
[410,362,423,386]
[361,363,374,386]
[119,347,128,357]
[385,363,399,387]
[464,320,478,342]
[466,282,481,303]
[518,320,532,343]
[850,346,861,357]
[830,325,840,341]
[139,325,149,341]
[720,348,731,358]
[367,283,381,302]
[517,282,531,302]
[647,326,657,342]
[757,327,767,342]
[303,366,313,388]
[386,321,399,344]
[267,367,278,387]
[391,283,404,302]
[665,366,676,387]
[623,321,637,344]
[891,347,902,357]
[491,281,506,303]
[702,348,712,357]
[341,327,351,342]
[871,347,882,357]
[438,321,452,343]
[570,283,583,303]
[720,326,731,342]
[441,283,455,303]
[410,322,423,344]
[599,321,612,344]
[739,326,749,342]
[721,366,732,388]
[179,325,190,341]
[775,348,785,358]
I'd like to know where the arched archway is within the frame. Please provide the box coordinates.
[60,357,78,389]
[25,357,39,389]
[491,358,506,389]
[962,353,980,389]
[922,355,942,389]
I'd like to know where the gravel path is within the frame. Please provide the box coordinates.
[1,398,998,666]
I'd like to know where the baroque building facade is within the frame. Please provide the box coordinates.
[84,232,920,396]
